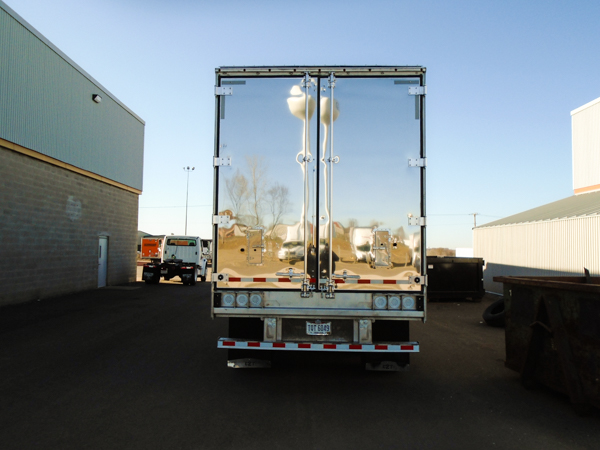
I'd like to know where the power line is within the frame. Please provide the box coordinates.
[429,213,501,218]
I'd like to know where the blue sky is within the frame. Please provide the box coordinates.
[5,0,600,248]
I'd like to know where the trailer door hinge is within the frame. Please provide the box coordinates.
[409,275,427,286]
[408,86,427,96]
[408,216,426,226]
[215,86,233,96]
[213,215,231,226]
[214,156,232,167]
[408,157,427,167]
[212,273,229,282]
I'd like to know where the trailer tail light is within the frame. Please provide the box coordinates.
[373,295,387,310]
[249,293,263,308]
[222,293,235,307]
[402,295,416,310]
[388,295,401,310]
[236,293,249,308]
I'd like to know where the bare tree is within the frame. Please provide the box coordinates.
[246,155,268,226]
[266,183,290,237]
[225,169,248,221]
[395,226,406,241]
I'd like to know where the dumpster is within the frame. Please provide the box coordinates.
[494,275,600,413]
[427,257,485,300]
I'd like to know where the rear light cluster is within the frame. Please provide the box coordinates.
[372,294,417,310]
[221,292,263,308]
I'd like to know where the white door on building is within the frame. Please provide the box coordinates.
[98,236,108,288]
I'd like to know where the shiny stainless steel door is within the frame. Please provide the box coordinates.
[319,76,423,292]
[215,73,423,292]
[216,76,318,289]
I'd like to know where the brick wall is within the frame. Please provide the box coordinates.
[0,146,139,306]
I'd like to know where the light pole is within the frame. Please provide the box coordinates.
[183,166,195,234]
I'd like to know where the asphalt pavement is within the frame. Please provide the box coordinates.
[0,277,598,450]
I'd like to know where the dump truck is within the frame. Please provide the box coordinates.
[142,235,208,285]
[211,66,427,370]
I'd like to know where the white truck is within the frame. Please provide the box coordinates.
[211,66,427,370]
[142,235,208,285]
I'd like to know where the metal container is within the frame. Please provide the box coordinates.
[494,275,600,413]
[427,257,484,300]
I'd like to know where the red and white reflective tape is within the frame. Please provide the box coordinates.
[226,277,409,285]
[218,338,419,353]
[337,279,409,285]
[228,277,298,283]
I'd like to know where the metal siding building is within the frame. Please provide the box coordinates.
[474,194,600,293]
[572,97,600,195]
[0,3,144,190]
[0,1,145,306]
[475,96,600,294]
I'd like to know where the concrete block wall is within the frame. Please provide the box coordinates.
[0,146,139,306]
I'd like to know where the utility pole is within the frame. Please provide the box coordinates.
[183,166,195,234]
[471,213,478,228]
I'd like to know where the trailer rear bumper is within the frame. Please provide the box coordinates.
[218,337,419,353]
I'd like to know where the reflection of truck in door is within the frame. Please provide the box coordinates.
[201,239,213,265]
[211,66,427,370]
[349,227,372,263]
[142,235,208,285]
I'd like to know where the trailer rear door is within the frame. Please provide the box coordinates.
[214,69,425,294]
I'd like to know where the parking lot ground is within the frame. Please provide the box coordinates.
[0,283,598,450]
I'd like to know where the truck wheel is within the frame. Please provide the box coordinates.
[189,270,198,286]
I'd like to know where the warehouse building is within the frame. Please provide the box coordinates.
[0,1,145,306]
[475,96,600,294]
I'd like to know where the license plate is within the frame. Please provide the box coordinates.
[306,321,331,336]
[161,269,168,274]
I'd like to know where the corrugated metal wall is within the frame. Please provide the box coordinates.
[474,216,600,294]
[0,4,144,191]
[572,97,600,193]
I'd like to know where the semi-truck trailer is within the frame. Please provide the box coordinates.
[211,66,427,370]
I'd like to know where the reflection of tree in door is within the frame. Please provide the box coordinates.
[224,155,290,234]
